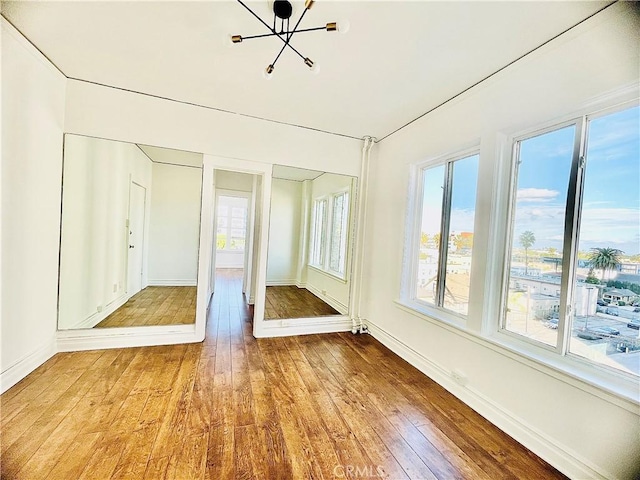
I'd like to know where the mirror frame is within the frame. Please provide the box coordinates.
[264,168,358,323]
[56,134,207,351]
[257,168,359,337]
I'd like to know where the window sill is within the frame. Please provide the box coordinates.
[393,299,640,412]
[396,298,467,330]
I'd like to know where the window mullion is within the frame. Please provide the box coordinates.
[437,161,454,307]
[557,117,587,355]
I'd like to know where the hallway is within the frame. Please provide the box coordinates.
[1,271,564,479]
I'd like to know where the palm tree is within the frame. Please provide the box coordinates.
[589,247,623,282]
[519,230,536,275]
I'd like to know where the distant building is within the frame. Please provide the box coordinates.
[603,288,637,304]
[618,263,640,275]
[510,275,598,318]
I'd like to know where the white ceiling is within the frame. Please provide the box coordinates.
[138,144,203,167]
[2,1,609,140]
[273,164,324,181]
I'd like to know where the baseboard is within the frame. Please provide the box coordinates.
[365,320,614,480]
[63,293,130,330]
[305,284,348,315]
[0,338,57,394]
[255,316,353,338]
[57,324,200,352]
[265,279,298,287]
[147,279,197,286]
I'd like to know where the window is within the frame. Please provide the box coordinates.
[216,195,248,251]
[309,191,350,279]
[503,104,639,377]
[310,198,327,267]
[329,192,349,276]
[405,151,479,317]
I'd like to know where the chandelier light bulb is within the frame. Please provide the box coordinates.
[263,64,275,80]
[223,34,235,49]
[337,20,350,34]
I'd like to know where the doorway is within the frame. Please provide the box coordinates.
[214,192,250,269]
[127,182,146,297]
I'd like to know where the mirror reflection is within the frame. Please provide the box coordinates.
[265,165,356,320]
[58,134,202,330]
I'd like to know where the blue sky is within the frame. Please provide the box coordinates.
[420,105,639,255]
[420,154,479,237]
[514,105,639,255]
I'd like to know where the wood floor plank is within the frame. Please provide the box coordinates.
[1,269,566,480]
[294,334,411,480]
[264,285,340,319]
[96,286,196,328]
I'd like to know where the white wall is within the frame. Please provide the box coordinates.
[266,178,303,284]
[216,170,254,192]
[147,162,202,285]
[58,135,152,329]
[1,19,66,390]
[64,80,362,178]
[362,4,639,479]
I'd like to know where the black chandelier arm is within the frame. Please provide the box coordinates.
[287,4,310,42]
[270,38,290,69]
[235,0,307,61]
[236,0,275,33]
[239,26,327,41]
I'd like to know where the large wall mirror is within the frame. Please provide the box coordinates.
[265,165,357,321]
[58,134,203,330]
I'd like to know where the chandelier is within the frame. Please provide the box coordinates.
[231,0,346,77]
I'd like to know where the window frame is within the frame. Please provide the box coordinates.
[309,196,328,269]
[215,191,250,253]
[400,146,480,325]
[308,187,351,281]
[497,101,640,378]
[327,190,350,278]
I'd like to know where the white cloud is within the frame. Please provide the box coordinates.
[516,188,559,202]
[512,205,640,254]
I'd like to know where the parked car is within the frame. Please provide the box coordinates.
[605,307,619,316]
[589,326,620,336]
[597,299,608,306]
[633,307,640,313]
[627,319,640,330]
[577,331,602,341]
[546,312,559,321]
[544,318,558,329]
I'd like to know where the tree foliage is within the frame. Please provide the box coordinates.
[585,268,600,284]
[519,231,536,250]
[606,280,640,295]
[519,230,536,275]
[589,247,623,281]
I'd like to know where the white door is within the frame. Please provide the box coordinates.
[127,182,146,297]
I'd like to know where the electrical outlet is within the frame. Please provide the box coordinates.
[97,305,103,313]
[322,289,327,296]
[113,283,118,293]
[451,369,468,386]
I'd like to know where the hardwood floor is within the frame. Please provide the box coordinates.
[1,270,565,479]
[265,285,340,319]
[95,286,196,328]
